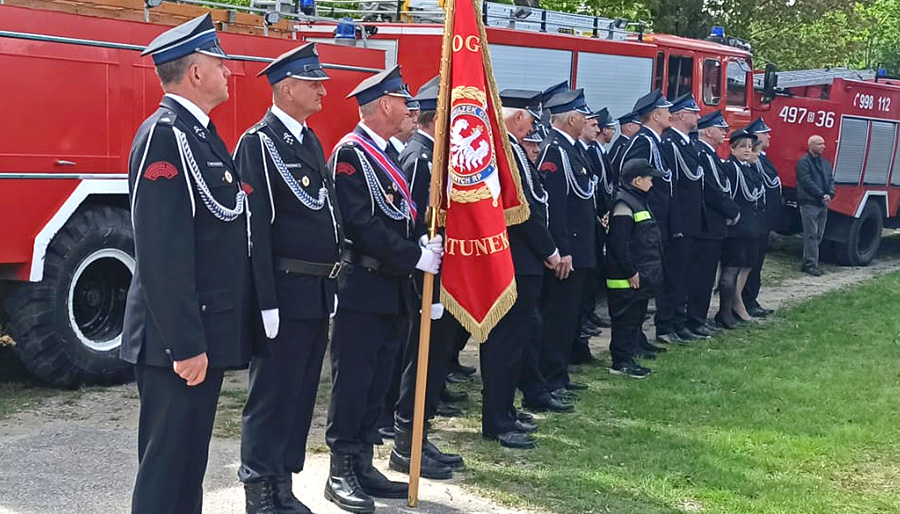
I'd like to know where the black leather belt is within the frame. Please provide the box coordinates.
[274,257,342,279]
[341,250,383,271]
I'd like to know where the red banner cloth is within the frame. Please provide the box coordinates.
[437,0,529,341]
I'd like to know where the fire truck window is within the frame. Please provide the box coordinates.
[726,59,750,107]
[666,55,693,100]
[702,59,721,106]
[654,52,665,92]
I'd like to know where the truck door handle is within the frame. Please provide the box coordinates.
[55,160,77,166]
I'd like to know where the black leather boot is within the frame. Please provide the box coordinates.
[244,480,278,514]
[271,475,312,514]
[354,445,408,499]
[324,453,374,514]
[423,437,465,471]
[389,425,453,479]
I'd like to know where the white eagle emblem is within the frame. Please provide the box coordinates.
[450,119,490,172]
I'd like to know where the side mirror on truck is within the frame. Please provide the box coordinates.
[763,63,777,103]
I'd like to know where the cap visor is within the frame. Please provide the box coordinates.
[659,100,674,108]
[388,90,413,100]
[289,69,331,81]
[526,108,541,119]
[649,169,666,178]
[196,42,229,60]
[576,106,592,114]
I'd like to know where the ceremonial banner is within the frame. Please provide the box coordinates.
[435,0,529,341]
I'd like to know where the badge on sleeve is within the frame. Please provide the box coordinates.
[335,163,356,176]
[144,161,179,181]
[242,183,254,195]
[540,162,558,173]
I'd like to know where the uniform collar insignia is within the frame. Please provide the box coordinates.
[283,132,294,145]
[193,125,206,140]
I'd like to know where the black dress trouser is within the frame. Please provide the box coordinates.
[394,312,467,428]
[326,309,408,454]
[518,302,550,405]
[540,268,589,392]
[655,236,693,335]
[480,275,541,436]
[132,364,225,514]
[239,318,330,482]
[686,237,724,330]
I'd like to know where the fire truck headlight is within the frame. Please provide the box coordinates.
[264,11,281,26]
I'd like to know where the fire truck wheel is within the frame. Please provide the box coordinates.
[836,201,883,266]
[3,205,134,387]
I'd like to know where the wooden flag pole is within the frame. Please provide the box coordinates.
[408,0,456,507]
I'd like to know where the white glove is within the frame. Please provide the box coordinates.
[330,294,338,319]
[415,247,442,274]
[430,303,445,320]
[261,308,280,339]
[425,234,444,254]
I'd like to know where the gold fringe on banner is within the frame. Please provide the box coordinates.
[441,278,518,343]
[449,185,493,203]
[474,0,530,227]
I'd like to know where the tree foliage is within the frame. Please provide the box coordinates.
[538,0,900,74]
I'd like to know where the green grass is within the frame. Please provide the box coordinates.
[441,270,900,514]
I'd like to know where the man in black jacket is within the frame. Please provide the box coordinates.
[234,43,342,514]
[796,135,834,275]
[326,66,443,514]
[122,15,256,514]
[688,111,740,335]
[610,110,641,172]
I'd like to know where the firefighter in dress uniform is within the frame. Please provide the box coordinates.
[619,90,679,351]
[121,15,257,514]
[609,110,642,173]
[536,89,598,400]
[389,79,467,480]
[605,159,666,378]
[742,117,781,318]
[688,111,741,334]
[325,66,443,514]
[233,43,343,514]
[659,94,710,340]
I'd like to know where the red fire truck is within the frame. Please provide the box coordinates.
[0,1,383,385]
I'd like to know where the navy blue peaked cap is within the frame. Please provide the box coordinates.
[523,126,544,142]
[746,117,772,134]
[592,107,616,127]
[347,65,411,106]
[545,89,590,115]
[412,76,440,111]
[501,89,543,119]
[541,80,569,104]
[670,93,700,113]
[258,43,328,84]
[730,128,757,144]
[143,14,228,66]
[633,89,673,117]
[698,110,729,130]
[617,111,641,125]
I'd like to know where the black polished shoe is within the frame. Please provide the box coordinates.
[440,388,468,403]
[245,480,278,514]
[609,361,651,379]
[436,401,462,418]
[378,426,394,439]
[551,387,579,402]
[691,325,717,338]
[523,398,574,413]
[423,438,465,471]
[589,312,611,328]
[354,446,408,499]
[747,305,770,318]
[656,332,684,345]
[639,351,657,360]
[714,312,738,330]
[484,431,535,449]
[642,341,668,353]
[446,371,474,384]
[704,320,725,332]
[515,410,534,423]
[678,327,709,340]
[271,475,313,514]
[580,325,602,337]
[388,428,453,480]
[801,265,824,276]
[565,381,589,391]
[514,419,538,433]
[325,453,375,514]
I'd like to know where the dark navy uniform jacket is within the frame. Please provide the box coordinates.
[582,141,616,216]
[538,128,598,269]
[234,108,344,322]
[332,125,421,315]
[399,130,434,237]
[661,128,704,238]
[609,134,631,175]
[620,126,680,241]
[509,135,557,276]
[122,95,255,368]
[758,153,783,232]
[694,139,741,240]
